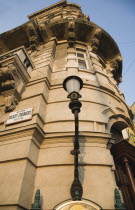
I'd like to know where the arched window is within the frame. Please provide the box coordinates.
[110,121,128,142]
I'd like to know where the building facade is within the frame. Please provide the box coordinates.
[0,0,134,210]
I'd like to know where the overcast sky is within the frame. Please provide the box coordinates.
[0,0,135,106]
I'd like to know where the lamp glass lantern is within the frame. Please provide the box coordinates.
[63,76,83,97]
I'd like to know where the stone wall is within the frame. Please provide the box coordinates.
[0,1,134,210]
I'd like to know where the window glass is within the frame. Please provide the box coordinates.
[76,48,86,52]
[76,48,87,69]
[78,59,87,69]
[77,53,84,58]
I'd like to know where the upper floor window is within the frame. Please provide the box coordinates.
[67,46,91,70]
[77,53,84,58]
[76,48,87,69]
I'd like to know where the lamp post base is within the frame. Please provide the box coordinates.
[70,177,83,201]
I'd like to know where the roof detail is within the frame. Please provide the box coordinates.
[29,0,67,19]
[0,0,122,83]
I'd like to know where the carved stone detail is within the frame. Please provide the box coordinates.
[0,1,123,87]
[38,22,52,42]
[67,32,75,44]
[39,23,46,32]
[110,55,122,83]
[107,70,118,85]
[67,19,75,47]
[0,64,16,91]
[91,28,102,51]
[0,46,32,112]
[0,64,18,112]
[27,22,39,51]
[2,90,19,113]
[2,80,15,91]
[84,14,90,21]
[68,20,75,30]
[110,55,122,71]
[91,38,100,51]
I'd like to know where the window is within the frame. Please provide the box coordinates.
[76,49,87,69]
[77,53,84,58]
[78,59,87,69]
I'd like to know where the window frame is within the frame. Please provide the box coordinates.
[76,48,88,69]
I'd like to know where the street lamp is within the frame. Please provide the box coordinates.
[63,75,83,201]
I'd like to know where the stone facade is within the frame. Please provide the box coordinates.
[0,0,134,210]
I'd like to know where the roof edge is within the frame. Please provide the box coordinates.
[28,0,67,19]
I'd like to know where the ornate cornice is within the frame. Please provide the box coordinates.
[28,0,68,19]
[0,1,122,82]
[26,22,40,51]
[91,28,102,51]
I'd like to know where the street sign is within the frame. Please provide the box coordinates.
[6,107,33,125]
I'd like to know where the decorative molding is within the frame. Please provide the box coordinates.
[0,64,15,91]
[109,55,122,83]
[91,28,102,51]
[38,22,52,43]
[110,55,122,71]
[85,14,90,21]
[102,107,116,116]
[28,0,67,19]
[0,1,123,89]
[116,107,125,113]
[68,19,75,30]
[1,89,19,112]
[27,22,40,51]
[0,46,33,112]
[67,32,75,45]
[67,19,76,47]
[0,64,18,112]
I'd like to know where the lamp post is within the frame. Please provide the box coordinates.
[63,75,83,201]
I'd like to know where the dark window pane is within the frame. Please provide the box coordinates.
[77,53,84,58]
[76,48,86,52]
[78,59,87,69]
